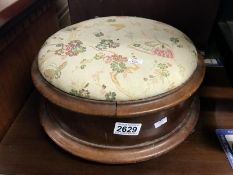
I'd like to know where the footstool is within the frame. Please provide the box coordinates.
[31,16,205,164]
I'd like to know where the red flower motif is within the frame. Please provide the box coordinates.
[54,40,86,56]
[104,54,128,64]
[65,51,74,56]
[104,56,113,64]
[111,54,128,62]
[64,44,75,56]
[65,45,72,51]
[152,48,174,58]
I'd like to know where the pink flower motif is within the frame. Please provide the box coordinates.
[112,54,128,62]
[65,45,72,51]
[152,48,174,58]
[54,40,86,56]
[103,54,128,64]
[64,44,75,56]
[65,51,74,56]
[104,56,113,64]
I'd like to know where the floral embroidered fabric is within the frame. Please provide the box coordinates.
[38,16,197,101]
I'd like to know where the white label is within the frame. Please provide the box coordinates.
[154,117,167,128]
[128,58,143,65]
[204,58,218,65]
[113,122,142,135]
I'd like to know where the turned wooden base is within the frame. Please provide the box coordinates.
[32,53,205,164]
[39,97,199,164]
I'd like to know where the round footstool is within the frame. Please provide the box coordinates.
[32,16,205,164]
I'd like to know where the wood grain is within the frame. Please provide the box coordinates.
[0,0,35,27]
[39,96,199,164]
[31,54,205,117]
[200,86,233,100]
[0,91,232,174]
[0,1,58,140]
[43,97,193,147]
[31,51,205,163]
[31,35,205,163]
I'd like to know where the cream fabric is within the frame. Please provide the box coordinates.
[38,16,198,101]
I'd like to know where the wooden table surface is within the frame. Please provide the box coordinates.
[0,91,232,175]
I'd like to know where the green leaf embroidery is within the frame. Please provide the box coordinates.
[80,65,86,69]
[96,39,120,50]
[170,37,183,48]
[95,32,104,37]
[94,53,105,60]
[107,19,116,22]
[105,91,116,101]
[110,61,126,73]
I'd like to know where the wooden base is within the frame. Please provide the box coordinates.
[39,97,199,164]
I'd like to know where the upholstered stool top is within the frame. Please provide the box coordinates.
[38,16,198,101]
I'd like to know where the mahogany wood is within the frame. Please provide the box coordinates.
[43,97,193,147]
[31,55,205,163]
[1,92,232,174]
[0,0,58,140]
[31,54,205,117]
[40,96,199,164]
[0,0,35,27]
[117,56,205,116]
[200,86,233,100]
[31,39,205,163]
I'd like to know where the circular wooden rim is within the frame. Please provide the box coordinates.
[32,54,205,117]
[40,96,199,164]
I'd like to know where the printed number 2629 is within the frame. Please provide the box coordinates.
[116,126,137,133]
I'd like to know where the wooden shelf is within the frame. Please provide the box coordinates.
[200,86,233,100]
[0,91,232,174]
[0,0,58,140]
